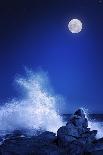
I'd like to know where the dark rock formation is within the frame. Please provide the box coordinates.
[0,108,103,155]
[57,109,96,146]
[0,131,59,155]
[84,138,103,155]
[57,108,103,154]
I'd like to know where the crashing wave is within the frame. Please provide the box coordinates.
[0,69,64,134]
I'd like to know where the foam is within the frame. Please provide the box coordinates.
[0,69,64,134]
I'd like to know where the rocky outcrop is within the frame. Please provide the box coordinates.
[57,109,96,146]
[57,108,103,154]
[0,131,59,155]
[0,108,103,155]
[84,138,103,155]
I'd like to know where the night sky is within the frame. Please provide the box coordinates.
[0,0,103,113]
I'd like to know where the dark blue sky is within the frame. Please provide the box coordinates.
[0,0,103,113]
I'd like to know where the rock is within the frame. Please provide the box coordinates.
[74,108,85,118]
[0,108,102,155]
[66,123,80,137]
[4,130,25,140]
[57,125,78,147]
[68,109,88,130]
[93,138,103,144]
[57,108,97,149]
[0,131,59,155]
[85,150,103,155]
[68,140,85,155]
[68,115,88,134]
[85,143,103,155]
[82,130,97,142]
[84,137,103,154]
[36,131,57,144]
[77,130,97,145]
[66,108,88,138]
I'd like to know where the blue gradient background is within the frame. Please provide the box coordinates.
[0,0,103,113]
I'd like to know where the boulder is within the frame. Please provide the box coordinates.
[4,130,25,140]
[57,108,97,149]
[66,123,80,137]
[36,131,57,144]
[74,108,85,118]
[67,109,88,131]
[85,137,103,154]
[0,108,102,155]
[57,126,77,147]
[77,130,97,145]
[68,140,85,155]
[0,131,59,155]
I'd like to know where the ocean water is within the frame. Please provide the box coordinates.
[0,69,102,139]
[0,69,64,136]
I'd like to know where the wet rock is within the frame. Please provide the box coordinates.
[77,130,97,145]
[4,130,25,140]
[85,137,103,154]
[68,109,88,131]
[93,137,103,143]
[86,150,103,155]
[66,123,79,137]
[36,131,57,144]
[57,124,79,147]
[57,108,98,152]
[0,108,102,155]
[74,108,85,118]
[81,130,97,138]
[0,131,59,155]
[68,140,85,155]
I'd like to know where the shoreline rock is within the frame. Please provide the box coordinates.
[0,108,103,155]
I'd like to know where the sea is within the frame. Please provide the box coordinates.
[0,69,102,139]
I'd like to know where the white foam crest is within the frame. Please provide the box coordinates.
[88,121,103,139]
[82,108,103,139]
[0,70,64,134]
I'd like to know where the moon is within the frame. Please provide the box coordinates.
[68,19,82,33]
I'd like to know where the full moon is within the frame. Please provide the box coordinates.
[68,19,82,33]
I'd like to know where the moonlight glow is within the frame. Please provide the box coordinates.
[68,19,82,33]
